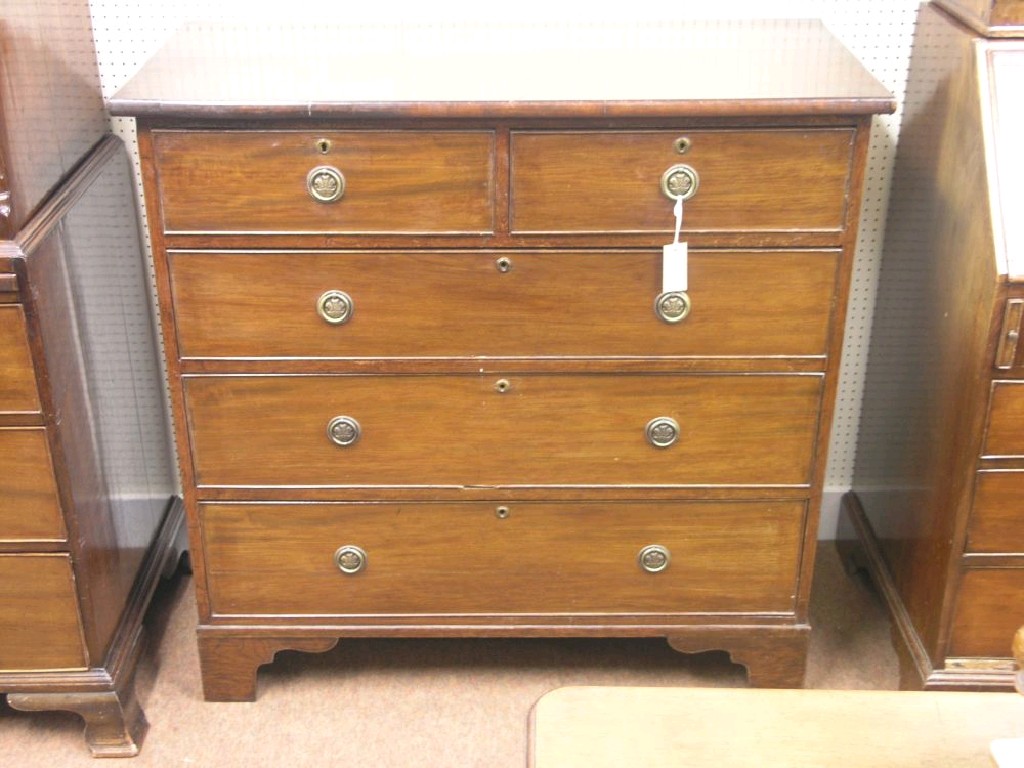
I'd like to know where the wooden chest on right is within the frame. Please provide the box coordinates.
[844,2,1024,689]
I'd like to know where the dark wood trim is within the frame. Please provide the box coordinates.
[13,134,121,257]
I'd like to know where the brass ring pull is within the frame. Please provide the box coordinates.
[334,545,367,574]
[638,544,671,573]
[660,164,699,202]
[316,290,353,325]
[327,416,361,447]
[654,291,691,324]
[646,417,680,448]
[307,165,345,203]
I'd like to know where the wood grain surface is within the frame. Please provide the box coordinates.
[184,373,822,488]
[966,472,1024,553]
[510,129,853,235]
[984,382,1024,456]
[201,500,804,616]
[0,429,64,541]
[0,305,41,413]
[0,554,86,671]
[950,568,1024,658]
[153,130,495,234]
[168,249,838,360]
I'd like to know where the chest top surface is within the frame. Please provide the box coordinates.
[108,20,894,120]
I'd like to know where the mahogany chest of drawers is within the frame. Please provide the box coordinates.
[110,21,893,700]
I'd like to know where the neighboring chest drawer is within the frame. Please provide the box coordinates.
[151,130,496,234]
[169,249,838,360]
[184,373,822,488]
[201,500,804,617]
[967,472,1024,554]
[510,129,854,236]
[0,554,87,671]
[0,305,41,414]
[0,429,65,542]
[983,381,1024,457]
[949,568,1024,659]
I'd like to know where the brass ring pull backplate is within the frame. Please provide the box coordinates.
[638,544,671,573]
[327,415,361,447]
[316,290,353,325]
[660,164,699,202]
[646,417,680,448]
[654,291,691,324]
[334,545,367,574]
[307,165,345,203]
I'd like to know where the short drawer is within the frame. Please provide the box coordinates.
[184,373,822,488]
[0,305,41,414]
[967,472,1024,554]
[949,568,1024,659]
[984,382,1024,457]
[152,130,496,234]
[0,429,65,542]
[202,500,805,616]
[510,129,854,236]
[169,249,838,359]
[0,554,87,671]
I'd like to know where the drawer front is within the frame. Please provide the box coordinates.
[169,249,838,359]
[967,472,1024,554]
[185,374,822,488]
[983,382,1024,457]
[0,554,86,670]
[949,568,1024,658]
[0,305,41,414]
[0,429,64,541]
[510,129,854,235]
[152,130,496,234]
[202,500,805,616]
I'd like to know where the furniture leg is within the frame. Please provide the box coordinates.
[197,634,339,701]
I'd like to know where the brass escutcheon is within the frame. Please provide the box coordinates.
[495,256,513,273]
[645,417,680,448]
[316,290,353,325]
[638,544,671,573]
[327,416,361,447]
[673,137,692,155]
[334,545,367,574]
[654,291,692,324]
[660,164,699,202]
[494,379,511,393]
[496,506,511,519]
[316,138,332,154]
[307,165,345,203]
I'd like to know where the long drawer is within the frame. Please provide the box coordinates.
[983,381,1024,457]
[0,428,65,541]
[184,373,822,488]
[510,129,854,235]
[201,500,805,616]
[168,249,838,359]
[0,305,41,414]
[0,554,87,671]
[152,130,496,234]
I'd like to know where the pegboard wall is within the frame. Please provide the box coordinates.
[86,0,922,535]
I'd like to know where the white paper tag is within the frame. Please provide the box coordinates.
[663,241,688,293]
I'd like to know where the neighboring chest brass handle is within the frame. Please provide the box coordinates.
[327,416,361,446]
[638,544,671,573]
[307,165,345,203]
[334,545,367,574]
[316,290,353,325]
[654,291,691,324]
[660,164,699,202]
[646,417,680,448]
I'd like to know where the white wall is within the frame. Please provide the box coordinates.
[87,0,923,537]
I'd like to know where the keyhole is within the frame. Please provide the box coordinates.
[495,379,511,393]
[316,138,331,154]
[496,506,510,519]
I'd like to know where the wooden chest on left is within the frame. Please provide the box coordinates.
[0,0,183,757]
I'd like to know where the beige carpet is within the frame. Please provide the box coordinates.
[0,547,899,766]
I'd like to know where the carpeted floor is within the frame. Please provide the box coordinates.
[0,546,899,766]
